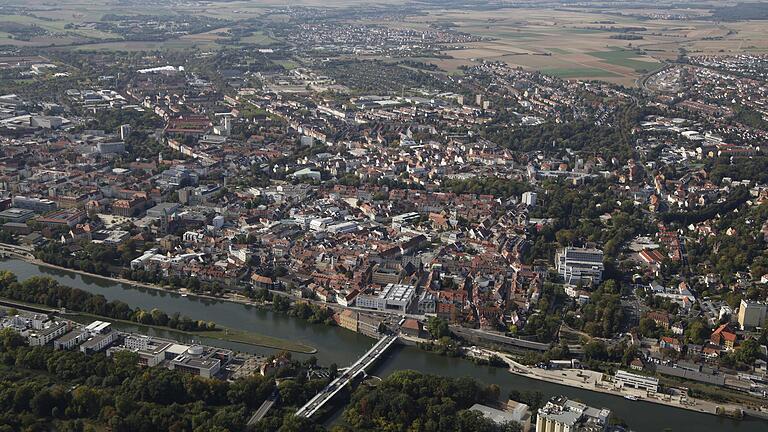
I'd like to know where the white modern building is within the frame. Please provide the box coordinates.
[169,345,221,378]
[291,167,322,181]
[738,299,767,330]
[614,370,659,392]
[536,396,610,432]
[355,283,416,314]
[54,329,87,350]
[555,247,604,286]
[110,335,173,367]
[119,124,131,140]
[28,322,68,346]
[80,321,118,354]
[471,400,531,431]
[80,332,119,354]
[12,196,57,213]
[522,191,537,207]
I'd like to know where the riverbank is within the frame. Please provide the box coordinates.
[491,350,747,419]
[24,257,242,305]
[63,311,317,354]
[0,294,317,354]
[26,257,345,322]
[12,258,761,417]
[2,258,766,431]
[0,263,319,354]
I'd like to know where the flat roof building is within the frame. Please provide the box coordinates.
[536,396,610,432]
[147,202,181,218]
[2,222,31,235]
[80,331,118,354]
[614,370,659,393]
[169,345,221,378]
[28,321,68,347]
[355,283,416,314]
[37,208,86,228]
[737,299,767,330]
[12,196,57,213]
[471,401,531,431]
[54,329,87,350]
[555,247,604,286]
[0,208,36,223]
[80,322,117,354]
[108,335,173,367]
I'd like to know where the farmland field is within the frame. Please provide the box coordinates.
[587,49,659,73]
[4,0,768,87]
[381,6,766,86]
[539,67,622,78]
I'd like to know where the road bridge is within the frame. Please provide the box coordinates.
[295,334,398,418]
[0,243,35,260]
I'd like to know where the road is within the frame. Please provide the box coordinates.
[451,325,584,355]
[490,350,744,418]
[247,388,279,426]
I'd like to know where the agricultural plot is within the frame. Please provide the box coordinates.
[539,67,621,78]
[587,48,659,73]
[9,0,768,87]
[392,7,764,86]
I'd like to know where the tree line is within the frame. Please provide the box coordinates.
[0,328,328,432]
[0,272,214,332]
[334,369,519,432]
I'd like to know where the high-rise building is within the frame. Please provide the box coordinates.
[522,191,537,207]
[738,299,767,330]
[119,124,131,140]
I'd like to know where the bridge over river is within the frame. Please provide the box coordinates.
[294,334,398,418]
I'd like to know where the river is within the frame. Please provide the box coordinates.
[0,259,765,432]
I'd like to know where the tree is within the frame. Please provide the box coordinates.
[684,319,710,345]
[339,370,509,432]
[583,341,608,362]
[426,317,451,339]
[0,273,212,332]
[0,328,25,351]
[30,388,56,417]
[555,230,576,246]
[638,317,659,338]
[735,338,760,365]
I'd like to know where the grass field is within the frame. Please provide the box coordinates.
[588,48,659,72]
[240,31,276,45]
[546,47,571,55]
[73,39,220,52]
[0,13,120,40]
[274,59,299,70]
